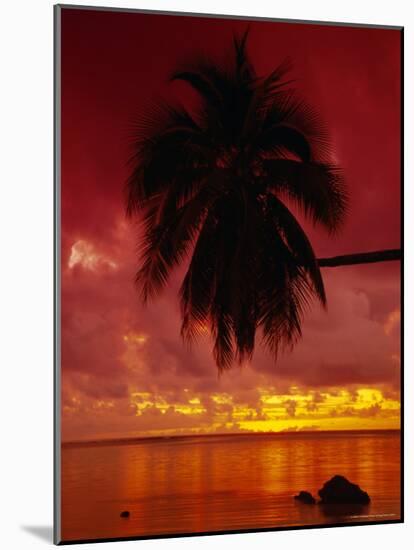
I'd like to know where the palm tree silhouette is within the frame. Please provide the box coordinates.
[126,31,400,371]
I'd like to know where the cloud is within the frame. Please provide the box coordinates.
[250,268,400,390]
[61,236,401,440]
[384,309,401,336]
[59,15,401,440]
[284,400,297,418]
[68,240,118,271]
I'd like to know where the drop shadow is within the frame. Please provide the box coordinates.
[21,525,53,543]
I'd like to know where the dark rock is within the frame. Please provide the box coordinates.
[294,490,316,504]
[120,510,130,518]
[318,475,370,505]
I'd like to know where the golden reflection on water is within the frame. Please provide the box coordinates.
[61,431,400,542]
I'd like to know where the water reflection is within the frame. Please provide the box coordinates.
[61,431,400,542]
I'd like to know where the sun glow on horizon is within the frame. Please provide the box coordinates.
[62,383,400,441]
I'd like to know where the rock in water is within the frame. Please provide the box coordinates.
[318,475,370,505]
[120,510,130,518]
[294,491,316,504]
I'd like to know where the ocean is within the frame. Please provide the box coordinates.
[61,430,401,542]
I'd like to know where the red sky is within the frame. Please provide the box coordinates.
[60,8,401,441]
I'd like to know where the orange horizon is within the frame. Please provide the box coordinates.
[62,426,401,446]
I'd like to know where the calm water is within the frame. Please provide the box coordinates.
[61,431,401,542]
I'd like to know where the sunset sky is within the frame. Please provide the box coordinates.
[60,8,401,442]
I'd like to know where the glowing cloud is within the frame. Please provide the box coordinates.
[68,240,118,271]
[384,309,400,336]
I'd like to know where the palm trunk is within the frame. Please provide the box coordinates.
[316,248,401,267]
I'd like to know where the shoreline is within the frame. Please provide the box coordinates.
[62,428,400,449]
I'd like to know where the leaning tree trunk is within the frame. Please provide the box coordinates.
[316,248,401,267]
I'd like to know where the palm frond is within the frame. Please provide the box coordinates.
[126,102,212,215]
[263,159,348,233]
[256,124,312,161]
[126,29,348,371]
[261,90,331,160]
[266,193,326,306]
[179,211,217,343]
[137,168,230,302]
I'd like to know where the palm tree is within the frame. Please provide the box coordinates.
[126,31,400,371]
